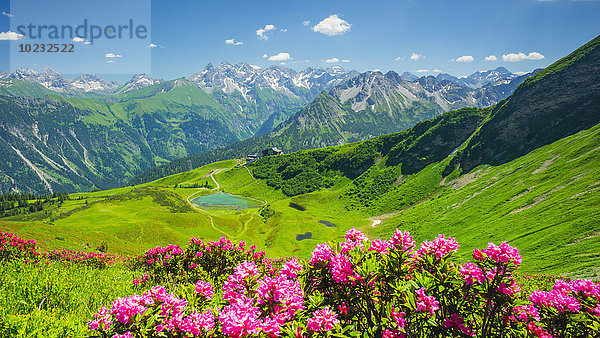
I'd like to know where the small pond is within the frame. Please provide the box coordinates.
[191,192,260,210]
[296,232,312,241]
[319,220,336,228]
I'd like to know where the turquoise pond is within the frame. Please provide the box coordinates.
[191,192,261,210]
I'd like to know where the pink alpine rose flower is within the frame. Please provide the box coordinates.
[329,253,355,284]
[195,280,214,299]
[415,287,439,316]
[369,238,390,254]
[280,259,303,279]
[310,243,334,265]
[459,262,484,285]
[416,235,459,259]
[307,307,340,332]
[389,230,415,252]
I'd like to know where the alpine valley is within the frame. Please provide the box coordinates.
[2,35,599,280]
[0,60,535,194]
[3,0,600,333]
[0,6,600,337]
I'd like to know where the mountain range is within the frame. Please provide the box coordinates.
[0,67,119,94]
[241,34,600,215]
[0,63,536,193]
[129,67,538,185]
[436,66,519,88]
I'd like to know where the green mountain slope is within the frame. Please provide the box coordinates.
[0,80,240,194]
[240,35,600,215]
[370,123,600,277]
[209,86,309,136]
[444,36,600,175]
[249,107,488,196]
[268,90,439,148]
[0,78,56,98]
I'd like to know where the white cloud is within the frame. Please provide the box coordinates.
[312,14,351,36]
[454,55,474,63]
[147,43,162,48]
[324,57,349,63]
[105,52,122,58]
[84,41,92,45]
[502,52,545,62]
[373,69,381,72]
[73,37,85,43]
[268,52,291,61]
[280,29,287,32]
[433,69,442,73]
[515,71,528,75]
[410,53,423,61]
[256,24,276,40]
[0,31,25,40]
[107,60,115,63]
[303,20,310,26]
[225,39,244,46]
[280,62,286,65]
[415,69,430,73]
[262,54,268,59]
[395,56,405,61]
[484,55,497,62]
[2,12,15,18]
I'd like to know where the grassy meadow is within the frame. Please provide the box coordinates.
[1,125,599,275]
[0,157,368,259]
[0,260,136,336]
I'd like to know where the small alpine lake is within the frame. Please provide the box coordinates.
[191,192,261,210]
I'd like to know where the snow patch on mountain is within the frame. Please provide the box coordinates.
[188,62,357,99]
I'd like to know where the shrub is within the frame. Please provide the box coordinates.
[90,229,600,337]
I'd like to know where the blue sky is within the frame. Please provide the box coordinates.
[0,0,599,81]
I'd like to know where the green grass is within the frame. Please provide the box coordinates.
[0,260,136,337]
[368,123,600,278]
[0,158,367,259]
[207,164,370,258]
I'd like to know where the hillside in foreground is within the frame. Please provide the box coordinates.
[4,224,599,337]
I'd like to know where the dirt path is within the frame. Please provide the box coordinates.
[242,165,268,205]
[185,168,234,239]
[237,214,256,238]
[185,169,224,202]
[210,169,222,189]
[243,165,256,183]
